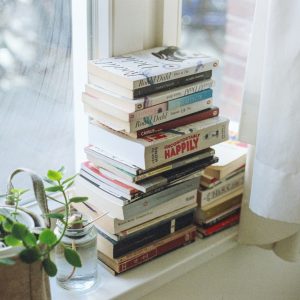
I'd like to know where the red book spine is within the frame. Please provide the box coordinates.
[136,107,219,138]
[117,230,197,273]
[201,213,240,236]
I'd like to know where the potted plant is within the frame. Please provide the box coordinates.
[0,167,90,300]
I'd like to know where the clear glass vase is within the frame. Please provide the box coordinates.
[54,217,98,290]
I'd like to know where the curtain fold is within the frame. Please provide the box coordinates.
[238,0,300,261]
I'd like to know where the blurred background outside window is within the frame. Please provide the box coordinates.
[181,0,255,125]
[0,0,74,194]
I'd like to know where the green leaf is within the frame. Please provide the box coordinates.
[11,223,28,240]
[39,229,57,246]
[42,258,57,277]
[47,170,63,182]
[3,218,13,232]
[4,235,23,247]
[45,185,63,193]
[64,248,82,267]
[62,174,78,185]
[58,166,65,173]
[0,215,6,223]
[43,177,55,185]
[19,247,40,264]
[68,197,88,204]
[65,180,75,190]
[44,213,65,220]
[0,258,15,265]
[23,232,37,247]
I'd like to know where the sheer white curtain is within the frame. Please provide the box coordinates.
[238,0,300,261]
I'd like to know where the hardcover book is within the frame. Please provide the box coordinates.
[88,116,229,169]
[88,46,218,91]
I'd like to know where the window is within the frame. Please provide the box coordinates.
[181,0,255,124]
[0,0,74,192]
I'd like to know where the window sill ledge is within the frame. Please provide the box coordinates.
[50,226,238,300]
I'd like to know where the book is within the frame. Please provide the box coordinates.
[88,70,212,99]
[88,116,229,170]
[197,212,240,238]
[199,168,245,207]
[204,140,248,180]
[96,211,194,258]
[195,188,243,223]
[71,201,197,235]
[88,46,218,89]
[85,82,214,112]
[84,96,213,132]
[97,225,197,274]
[85,146,215,182]
[130,107,219,138]
[85,155,217,195]
[75,175,199,219]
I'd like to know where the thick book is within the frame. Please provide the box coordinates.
[195,188,243,223]
[204,140,248,180]
[130,107,219,138]
[75,175,199,219]
[88,70,212,99]
[88,46,218,89]
[89,116,229,170]
[96,211,194,258]
[71,201,197,235]
[199,168,245,207]
[197,212,240,238]
[85,146,215,182]
[97,225,197,274]
[86,155,217,195]
[84,96,213,132]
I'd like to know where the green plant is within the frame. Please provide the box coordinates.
[0,168,88,277]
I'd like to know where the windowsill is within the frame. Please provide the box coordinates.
[50,226,238,300]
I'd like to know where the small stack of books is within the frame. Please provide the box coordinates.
[74,46,229,274]
[195,140,248,238]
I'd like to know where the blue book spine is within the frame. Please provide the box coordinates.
[168,88,213,110]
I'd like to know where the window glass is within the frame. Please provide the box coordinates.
[181,0,255,124]
[0,0,74,194]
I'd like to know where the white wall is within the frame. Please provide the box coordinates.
[141,245,300,300]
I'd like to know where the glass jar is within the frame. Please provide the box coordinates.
[54,217,98,290]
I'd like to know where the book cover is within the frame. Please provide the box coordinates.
[88,46,218,90]
[88,116,229,169]
[85,96,213,132]
[97,225,197,273]
[96,211,194,258]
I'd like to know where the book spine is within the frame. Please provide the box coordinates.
[116,228,196,273]
[128,102,168,119]
[200,172,245,207]
[142,79,214,108]
[133,61,217,89]
[143,118,229,169]
[135,107,219,138]
[132,70,212,98]
[129,98,213,132]
[167,89,212,110]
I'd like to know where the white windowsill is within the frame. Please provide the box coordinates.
[50,226,238,300]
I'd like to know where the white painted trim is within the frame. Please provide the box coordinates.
[71,0,89,171]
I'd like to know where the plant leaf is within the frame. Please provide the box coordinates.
[65,180,75,190]
[64,248,82,267]
[23,232,37,247]
[2,218,13,232]
[68,197,88,204]
[45,185,63,193]
[47,170,63,181]
[43,177,55,185]
[4,235,23,247]
[19,248,40,264]
[39,229,57,246]
[62,174,78,185]
[42,258,57,277]
[44,213,65,220]
[58,166,65,173]
[0,258,15,265]
[12,223,28,240]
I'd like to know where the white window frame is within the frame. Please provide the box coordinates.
[71,0,182,171]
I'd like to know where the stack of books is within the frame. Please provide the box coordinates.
[74,46,229,274]
[195,140,248,238]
